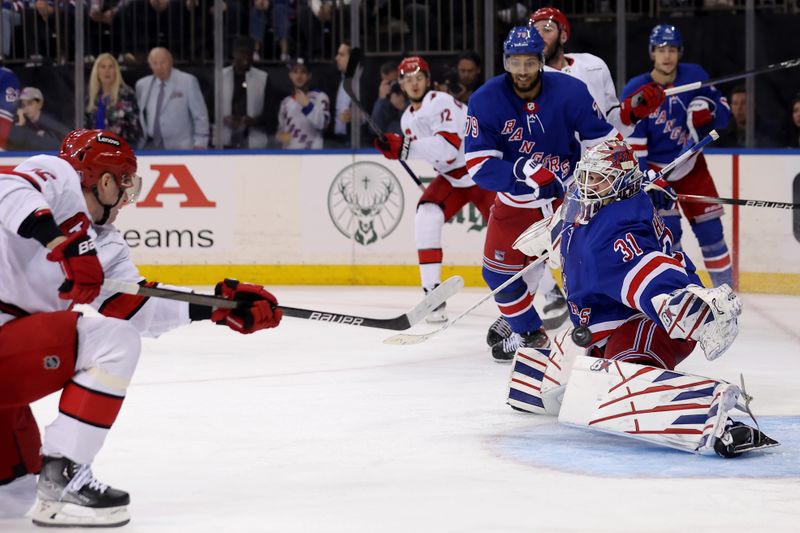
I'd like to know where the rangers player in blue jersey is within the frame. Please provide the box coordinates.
[623,24,733,288]
[508,139,778,458]
[465,25,617,362]
[0,65,20,150]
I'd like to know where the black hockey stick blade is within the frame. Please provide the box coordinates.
[102,276,465,331]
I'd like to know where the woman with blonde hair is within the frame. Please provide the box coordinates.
[85,54,143,145]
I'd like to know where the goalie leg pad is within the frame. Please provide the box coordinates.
[507,328,583,415]
[558,355,746,454]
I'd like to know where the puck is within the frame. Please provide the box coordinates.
[571,326,592,347]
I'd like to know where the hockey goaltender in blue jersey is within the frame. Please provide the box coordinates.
[560,190,703,347]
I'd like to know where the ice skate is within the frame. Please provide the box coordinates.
[540,285,569,330]
[713,421,780,458]
[31,455,130,528]
[486,316,513,347]
[491,328,550,363]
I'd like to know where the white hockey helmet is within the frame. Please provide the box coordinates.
[572,139,643,220]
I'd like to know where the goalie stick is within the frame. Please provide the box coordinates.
[101,275,464,331]
[384,255,548,345]
[343,47,426,192]
[664,57,800,97]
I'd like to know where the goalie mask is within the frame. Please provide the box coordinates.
[571,139,643,222]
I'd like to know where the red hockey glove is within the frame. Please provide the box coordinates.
[620,83,666,125]
[46,213,104,304]
[211,279,282,334]
[512,157,564,200]
[373,133,410,160]
[687,96,716,142]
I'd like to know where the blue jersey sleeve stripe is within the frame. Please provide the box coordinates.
[621,252,688,311]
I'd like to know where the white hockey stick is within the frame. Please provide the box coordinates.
[102,275,465,331]
[384,255,548,345]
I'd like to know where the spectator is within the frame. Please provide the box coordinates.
[370,80,405,136]
[222,37,269,149]
[251,0,291,62]
[783,95,800,148]
[8,87,70,151]
[0,2,21,57]
[185,0,242,59]
[375,61,399,103]
[85,53,143,146]
[296,0,334,60]
[277,57,330,149]
[456,51,482,103]
[716,86,746,147]
[716,86,777,147]
[332,40,352,146]
[135,47,209,149]
[436,69,468,104]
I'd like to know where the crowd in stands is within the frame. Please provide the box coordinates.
[0,2,797,151]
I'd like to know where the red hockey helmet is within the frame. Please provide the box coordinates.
[530,7,571,40]
[59,129,140,205]
[398,56,430,79]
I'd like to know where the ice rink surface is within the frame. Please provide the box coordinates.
[4,286,800,532]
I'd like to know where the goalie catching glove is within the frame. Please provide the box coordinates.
[651,283,742,360]
[211,279,283,334]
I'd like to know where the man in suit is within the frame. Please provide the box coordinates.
[135,47,209,150]
[221,37,270,149]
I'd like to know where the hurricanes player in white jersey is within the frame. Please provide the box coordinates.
[0,130,282,527]
[277,57,331,149]
[530,7,665,137]
[374,56,495,323]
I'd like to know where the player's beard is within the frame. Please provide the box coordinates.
[544,32,563,64]
[509,71,540,95]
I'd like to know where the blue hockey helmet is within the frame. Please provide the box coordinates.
[503,26,545,75]
[503,25,545,58]
[649,24,683,54]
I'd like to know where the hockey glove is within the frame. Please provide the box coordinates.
[211,279,283,334]
[644,173,678,212]
[620,83,666,126]
[373,133,410,160]
[513,157,563,200]
[46,213,104,304]
[687,96,716,143]
[651,284,742,360]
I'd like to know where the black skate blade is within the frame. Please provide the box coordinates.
[730,433,780,456]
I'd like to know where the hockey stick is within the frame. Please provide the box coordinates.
[652,130,719,181]
[642,130,800,209]
[383,255,548,345]
[676,194,800,210]
[343,47,426,192]
[101,275,465,331]
[664,57,800,96]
